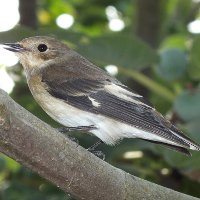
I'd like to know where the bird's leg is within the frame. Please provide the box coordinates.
[87,140,105,160]
[56,125,96,144]
[57,126,105,159]
[87,140,103,151]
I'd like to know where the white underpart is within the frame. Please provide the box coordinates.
[40,94,184,147]
[88,97,100,107]
[105,84,152,108]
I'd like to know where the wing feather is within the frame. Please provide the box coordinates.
[41,64,200,151]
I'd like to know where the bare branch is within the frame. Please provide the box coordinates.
[0,89,198,200]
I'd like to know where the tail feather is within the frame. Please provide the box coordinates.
[141,139,191,156]
[169,126,200,151]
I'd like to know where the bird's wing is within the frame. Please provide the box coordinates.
[41,58,200,152]
[42,73,200,152]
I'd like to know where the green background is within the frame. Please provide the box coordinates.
[0,0,200,199]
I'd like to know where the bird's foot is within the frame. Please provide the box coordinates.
[87,140,105,160]
[89,150,105,160]
[56,126,105,159]
[66,136,79,144]
[56,129,79,144]
[87,140,103,151]
[56,125,96,133]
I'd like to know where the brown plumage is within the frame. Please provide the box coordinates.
[3,36,200,156]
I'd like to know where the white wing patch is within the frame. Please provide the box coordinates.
[105,84,151,108]
[88,97,101,107]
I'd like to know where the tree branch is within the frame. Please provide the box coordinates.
[0,89,198,200]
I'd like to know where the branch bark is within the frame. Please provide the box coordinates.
[0,89,198,200]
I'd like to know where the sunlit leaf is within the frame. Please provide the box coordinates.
[160,34,187,49]
[0,154,20,172]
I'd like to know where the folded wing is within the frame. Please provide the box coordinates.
[41,62,200,154]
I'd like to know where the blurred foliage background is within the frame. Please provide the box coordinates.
[0,0,200,199]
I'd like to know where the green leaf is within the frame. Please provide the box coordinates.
[0,156,6,171]
[160,34,187,49]
[0,154,20,172]
[160,147,200,170]
[184,119,200,143]
[77,33,158,69]
[156,48,187,81]
[174,90,200,121]
[188,37,200,80]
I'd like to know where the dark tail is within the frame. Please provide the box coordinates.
[141,139,191,156]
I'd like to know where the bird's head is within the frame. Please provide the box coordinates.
[3,36,70,71]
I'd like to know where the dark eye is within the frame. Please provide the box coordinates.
[38,44,48,52]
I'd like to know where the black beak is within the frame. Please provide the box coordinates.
[3,43,24,52]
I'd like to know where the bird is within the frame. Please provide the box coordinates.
[3,36,200,156]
